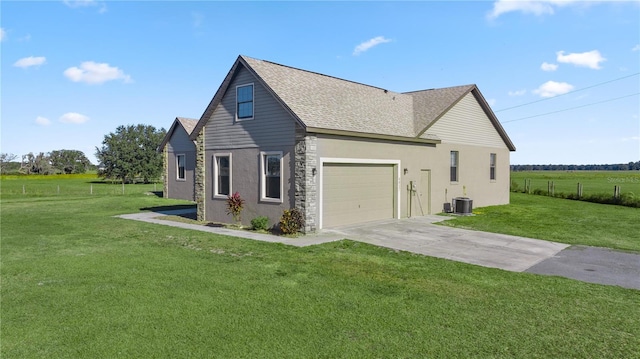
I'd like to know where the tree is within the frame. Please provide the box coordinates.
[0,153,18,173]
[49,149,91,174]
[20,152,55,175]
[95,124,166,183]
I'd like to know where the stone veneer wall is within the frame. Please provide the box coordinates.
[294,133,318,233]
[194,129,206,222]
[163,147,169,198]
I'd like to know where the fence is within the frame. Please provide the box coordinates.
[515,178,639,208]
[0,179,162,197]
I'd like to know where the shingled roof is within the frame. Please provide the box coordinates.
[191,55,515,150]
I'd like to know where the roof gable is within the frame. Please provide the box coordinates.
[157,117,198,152]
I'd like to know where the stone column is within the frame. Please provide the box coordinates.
[294,133,317,233]
[194,130,206,222]
[163,147,169,198]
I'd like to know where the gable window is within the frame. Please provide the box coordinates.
[176,154,186,180]
[490,153,497,181]
[214,153,231,197]
[260,151,282,202]
[236,84,254,120]
[450,151,459,182]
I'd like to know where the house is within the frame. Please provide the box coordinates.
[158,117,198,201]
[175,55,515,232]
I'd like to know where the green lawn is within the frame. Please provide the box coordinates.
[511,170,640,196]
[441,192,640,252]
[1,178,639,358]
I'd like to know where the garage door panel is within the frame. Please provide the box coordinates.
[322,164,394,228]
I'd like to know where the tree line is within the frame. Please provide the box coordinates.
[511,161,640,171]
[1,124,166,183]
[1,150,92,175]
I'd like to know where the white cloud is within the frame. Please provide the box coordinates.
[487,0,579,19]
[60,112,89,124]
[632,44,640,52]
[64,61,132,84]
[0,28,6,42]
[353,36,392,56]
[487,98,497,107]
[508,89,526,96]
[13,56,47,68]
[621,136,639,142]
[533,81,574,98]
[540,62,558,71]
[35,116,51,126]
[556,50,606,69]
[64,0,107,13]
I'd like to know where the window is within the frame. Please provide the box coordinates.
[260,152,282,202]
[490,153,497,181]
[176,154,186,180]
[214,154,231,197]
[450,151,459,182]
[236,84,254,120]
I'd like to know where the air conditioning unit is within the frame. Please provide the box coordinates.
[453,197,473,215]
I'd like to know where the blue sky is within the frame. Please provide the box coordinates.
[2,0,639,165]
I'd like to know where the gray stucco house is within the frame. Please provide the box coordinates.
[158,117,198,201]
[165,55,515,232]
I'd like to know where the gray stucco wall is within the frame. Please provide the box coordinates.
[166,126,196,201]
[204,146,295,228]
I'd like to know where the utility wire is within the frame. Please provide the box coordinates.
[494,72,640,113]
[502,92,640,124]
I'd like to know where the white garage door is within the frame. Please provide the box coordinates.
[322,163,395,228]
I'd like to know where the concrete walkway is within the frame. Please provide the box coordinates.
[117,209,640,290]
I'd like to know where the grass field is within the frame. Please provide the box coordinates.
[1,176,639,358]
[510,171,640,196]
[442,192,640,252]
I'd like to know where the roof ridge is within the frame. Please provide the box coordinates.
[403,84,475,94]
[241,55,401,94]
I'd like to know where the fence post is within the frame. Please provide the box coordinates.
[122,182,125,195]
[548,181,551,196]
[23,184,25,194]
[90,184,93,195]
[614,185,620,199]
[57,185,60,195]
[551,181,555,197]
[577,183,582,198]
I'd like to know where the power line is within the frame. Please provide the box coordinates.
[494,72,640,113]
[502,92,640,124]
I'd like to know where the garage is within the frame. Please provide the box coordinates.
[321,162,396,228]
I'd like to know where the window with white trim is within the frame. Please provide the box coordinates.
[236,84,254,120]
[450,151,459,182]
[490,153,497,181]
[214,154,231,197]
[176,154,186,180]
[260,152,282,202]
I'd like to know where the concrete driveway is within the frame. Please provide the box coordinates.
[322,216,569,272]
[119,210,639,289]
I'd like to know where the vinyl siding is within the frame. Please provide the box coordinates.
[167,126,194,153]
[422,92,507,149]
[204,66,296,150]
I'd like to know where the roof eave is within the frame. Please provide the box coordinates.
[470,89,517,151]
[157,117,181,153]
[307,127,440,145]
